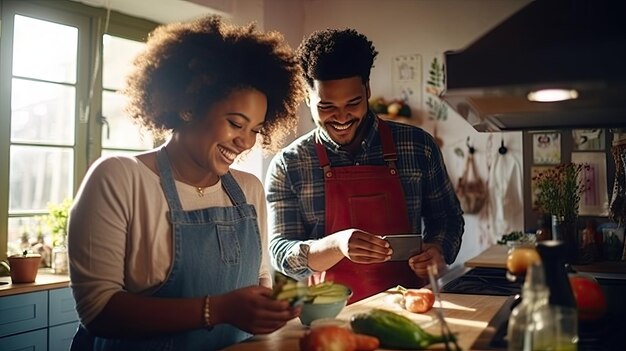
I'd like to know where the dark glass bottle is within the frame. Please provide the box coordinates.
[536,241,576,308]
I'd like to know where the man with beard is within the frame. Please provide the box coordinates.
[266,28,464,302]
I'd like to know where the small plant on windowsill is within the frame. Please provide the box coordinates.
[1,250,42,283]
[44,198,72,274]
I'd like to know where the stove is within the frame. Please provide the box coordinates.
[441,267,522,296]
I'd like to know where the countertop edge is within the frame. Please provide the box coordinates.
[0,271,70,297]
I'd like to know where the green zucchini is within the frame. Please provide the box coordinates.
[350,308,451,350]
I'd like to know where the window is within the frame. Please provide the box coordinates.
[101,34,153,156]
[0,0,158,258]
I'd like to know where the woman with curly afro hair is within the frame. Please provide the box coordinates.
[68,15,306,351]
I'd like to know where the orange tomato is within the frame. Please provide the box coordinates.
[506,246,541,277]
[569,275,607,321]
[404,288,435,313]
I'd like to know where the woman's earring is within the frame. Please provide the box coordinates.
[180,111,192,122]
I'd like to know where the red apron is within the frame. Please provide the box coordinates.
[315,119,422,303]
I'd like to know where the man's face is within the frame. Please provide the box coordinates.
[307,76,370,145]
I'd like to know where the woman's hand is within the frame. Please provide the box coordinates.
[212,285,300,335]
[408,243,447,279]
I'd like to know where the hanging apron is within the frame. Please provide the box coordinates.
[315,119,421,303]
[85,147,261,351]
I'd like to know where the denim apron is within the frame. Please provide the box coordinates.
[84,147,261,351]
[314,119,421,303]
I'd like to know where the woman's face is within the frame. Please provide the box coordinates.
[179,88,267,177]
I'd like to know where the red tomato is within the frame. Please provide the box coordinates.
[404,288,436,313]
[569,275,607,321]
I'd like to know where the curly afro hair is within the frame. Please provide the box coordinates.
[297,28,378,88]
[123,15,306,152]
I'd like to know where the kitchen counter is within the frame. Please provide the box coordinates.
[465,244,626,279]
[0,270,70,297]
[221,290,509,351]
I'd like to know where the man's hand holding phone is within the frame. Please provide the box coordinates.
[382,234,423,261]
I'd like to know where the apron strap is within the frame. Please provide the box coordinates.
[377,118,398,172]
[156,146,184,212]
[220,171,248,206]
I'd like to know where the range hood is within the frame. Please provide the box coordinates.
[442,0,626,132]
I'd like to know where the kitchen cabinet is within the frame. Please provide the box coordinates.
[0,286,78,351]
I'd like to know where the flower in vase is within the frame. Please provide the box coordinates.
[533,162,591,220]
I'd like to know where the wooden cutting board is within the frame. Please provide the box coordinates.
[221,291,509,351]
[464,245,508,269]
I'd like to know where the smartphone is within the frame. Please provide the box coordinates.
[382,234,423,261]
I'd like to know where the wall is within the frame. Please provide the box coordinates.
[258,0,532,267]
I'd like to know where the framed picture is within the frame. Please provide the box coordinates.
[532,132,561,164]
[530,166,556,211]
[572,152,609,216]
[392,54,422,114]
[572,129,605,151]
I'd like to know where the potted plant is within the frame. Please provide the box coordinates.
[0,250,42,284]
[45,198,72,274]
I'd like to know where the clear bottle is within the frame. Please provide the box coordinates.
[507,261,553,351]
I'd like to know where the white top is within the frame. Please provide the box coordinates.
[68,155,271,325]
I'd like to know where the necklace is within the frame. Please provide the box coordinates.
[166,148,213,198]
[195,186,208,197]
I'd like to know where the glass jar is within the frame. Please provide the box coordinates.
[52,245,69,274]
[578,220,598,264]
[535,216,552,242]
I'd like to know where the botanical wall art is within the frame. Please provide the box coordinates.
[392,54,422,114]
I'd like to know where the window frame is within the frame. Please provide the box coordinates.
[0,0,158,259]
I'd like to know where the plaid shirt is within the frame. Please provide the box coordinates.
[265,111,464,279]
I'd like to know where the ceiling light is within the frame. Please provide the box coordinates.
[527,89,579,102]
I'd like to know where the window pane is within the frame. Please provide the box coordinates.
[9,146,73,212]
[12,15,78,83]
[100,150,140,158]
[103,34,145,90]
[102,91,154,149]
[11,78,76,144]
[7,216,50,258]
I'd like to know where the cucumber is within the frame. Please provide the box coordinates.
[350,308,449,350]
